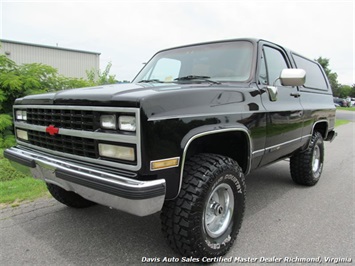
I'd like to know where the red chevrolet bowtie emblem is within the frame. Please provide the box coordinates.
[46,125,59,136]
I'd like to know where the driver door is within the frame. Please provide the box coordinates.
[258,43,304,166]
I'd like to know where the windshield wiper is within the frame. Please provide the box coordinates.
[138,79,164,83]
[174,75,221,84]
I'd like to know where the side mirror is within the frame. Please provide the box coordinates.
[279,69,306,87]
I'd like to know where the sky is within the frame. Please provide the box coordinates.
[0,0,354,85]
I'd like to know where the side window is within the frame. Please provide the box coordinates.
[258,53,268,85]
[263,46,289,86]
[292,54,328,90]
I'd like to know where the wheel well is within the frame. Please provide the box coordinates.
[313,121,328,139]
[184,131,250,173]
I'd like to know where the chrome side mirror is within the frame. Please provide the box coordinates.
[279,69,306,86]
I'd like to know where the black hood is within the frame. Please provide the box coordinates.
[15,82,247,107]
[14,82,257,121]
[15,83,161,107]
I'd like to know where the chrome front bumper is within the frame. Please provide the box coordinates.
[4,147,166,216]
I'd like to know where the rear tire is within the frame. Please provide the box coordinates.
[47,183,96,208]
[160,153,246,257]
[290,132,324,186]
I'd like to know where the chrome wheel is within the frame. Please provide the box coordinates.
[204,183,234,238]
[161,154,246,257]
[312,145,321,173]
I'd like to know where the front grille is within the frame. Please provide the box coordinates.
[28,130,97,159]
[26,108,98,131]
[14,105,140,170]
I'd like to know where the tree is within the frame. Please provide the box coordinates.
[338,85,353,98]
[86,62,117,85]
[315,57,340,96]
[0,54,120,148]
[0,56,63,147]
[0,60,60,115]
[0,55,118,148]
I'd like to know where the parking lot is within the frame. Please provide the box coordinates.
[0,121,353,265]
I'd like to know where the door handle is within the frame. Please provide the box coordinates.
[290,92,301,98]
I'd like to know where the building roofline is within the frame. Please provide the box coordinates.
[0,39,101,55]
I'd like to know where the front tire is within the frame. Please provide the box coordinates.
[47,183,96,208]
[290,131,324,186]
[161,154,246,257]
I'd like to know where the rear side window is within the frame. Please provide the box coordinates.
[292,54,328,90]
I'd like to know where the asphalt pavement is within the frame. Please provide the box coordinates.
[0,122,354,265]
[336,109,355,122]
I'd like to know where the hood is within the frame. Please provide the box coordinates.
[16,83,159,107]
[15,82,248,107]
[15,82,263,121]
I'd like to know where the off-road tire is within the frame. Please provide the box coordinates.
[290,131,324,186]
[47,183,96,208]
[160,153,246,258]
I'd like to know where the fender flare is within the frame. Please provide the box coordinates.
[174,125,252,199]
[302,119,329,150]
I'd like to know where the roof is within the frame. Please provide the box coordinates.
[0,39,101,55]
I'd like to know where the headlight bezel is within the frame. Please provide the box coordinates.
[99,113,137,132]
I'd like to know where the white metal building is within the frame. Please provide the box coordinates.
[0,39,100,79]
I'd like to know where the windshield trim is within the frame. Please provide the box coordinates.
[132,39,257,84]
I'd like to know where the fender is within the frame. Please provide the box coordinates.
[175,125,252,199]
[297,119,329,152]
[311,119,329,137]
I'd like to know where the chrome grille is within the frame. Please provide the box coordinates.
[28,130,97,159]
[14,105,141,171]
[26,108,98,131]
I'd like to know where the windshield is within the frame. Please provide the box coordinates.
[133,41,254,83]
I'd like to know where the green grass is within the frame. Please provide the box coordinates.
[0,149,29,182]
[0,177,49,205]
[0,149,49,206]
[335,119,350,127]
[337,106,355,111]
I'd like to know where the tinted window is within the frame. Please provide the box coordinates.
[143,58,181,82]
[292,54,328,90]
[263,46,289,86]
[134,41,254,83]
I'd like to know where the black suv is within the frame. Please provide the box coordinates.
[5,38,336,257]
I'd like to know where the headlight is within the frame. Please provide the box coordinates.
[119,116,136,131]
[98,143,135,161]
[100,115,117,130]
[16,110,27,121]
